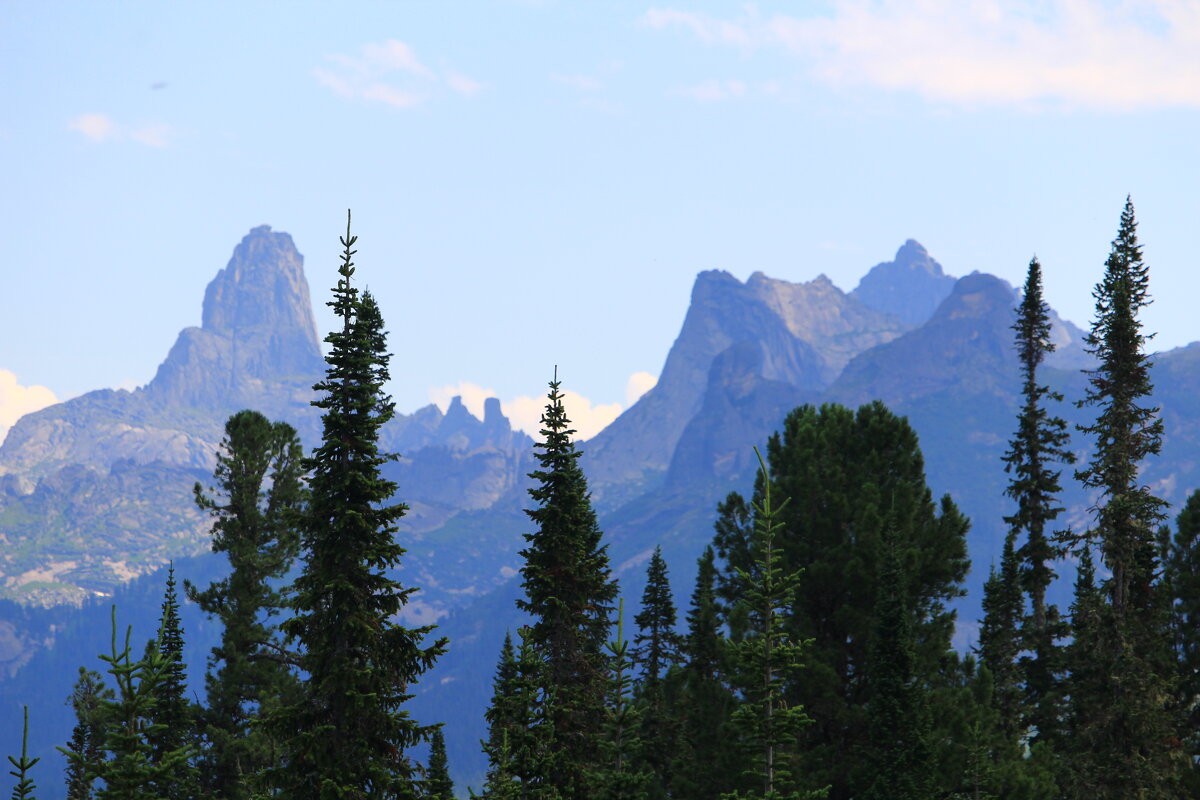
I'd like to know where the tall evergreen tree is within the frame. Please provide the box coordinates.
[671,546,737,800]
[632,546,683,798]
[1068,197,1181,796]
[976,532,1023,740]
[589,601,652,800]
[143,565,198,800]
[275,213,446,799]
[64,668,108,800]
[189,409,305,799]
[480,628,559,800]
[712,402,969,800]
[1003,256,1073,747]
[721,450,823,800]
[8,707,38,800]
[516,374,617,799]
[426,729,454,800]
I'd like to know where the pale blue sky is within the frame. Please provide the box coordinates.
[3,1,1199,440]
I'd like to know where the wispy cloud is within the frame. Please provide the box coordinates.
[643,1,1200,111]
[0,370,58,446]
[315,39,483,108]
[428,371,655,441]
[68,113,173,146]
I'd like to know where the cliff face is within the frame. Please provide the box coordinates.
[850,239,958,325]
[584,268,908,495]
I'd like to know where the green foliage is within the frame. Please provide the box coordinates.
[1066,198,1182,797]
[977,533,1023,739]
[8,706,38,800]
[143,565,199,800]
[61,607,194,800]
[64,668,109,800]
[720,450,824,800]
[1004,256,1073,748]
[632,546,683,797]
[1165,490,1200,793]
[426,728,454,800]
[516,375,617,799]
[713,402,969,799]
[275,213,446,799]
[188,409,306,799]
[669,546,738,800]
[589,601,652,800]
[861,518,930,800]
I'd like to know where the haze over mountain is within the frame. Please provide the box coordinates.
[6,226,1200,796]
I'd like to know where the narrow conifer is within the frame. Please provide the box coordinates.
[516,374,617,799]
[426,729,454,800]
[976,533,1023,740]
[275,213,446,799]
[1004,256,1073,746]
[64,668,108,800]
[8,706,38,800]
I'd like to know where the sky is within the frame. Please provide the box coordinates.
[3,0,1200,443]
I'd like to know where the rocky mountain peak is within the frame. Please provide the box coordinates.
[851,239,958,326]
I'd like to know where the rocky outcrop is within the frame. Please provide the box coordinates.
[851,239,958,326]
[584,268,907,495]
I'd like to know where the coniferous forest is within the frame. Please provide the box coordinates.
[11,199,1200,799]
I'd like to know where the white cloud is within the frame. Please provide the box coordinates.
[69,113,118,141]
[643,1,1200,111]
[428,371,657,442]
[315,40,483,108]
[625,371,657,405]
[68,114,172,146]
[0,370,58,446]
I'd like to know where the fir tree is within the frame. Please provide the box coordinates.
[8,706,38,800]
[1061,548,1107,799]
[862,518,931,800]
[632,546,683,798]
[516,374,617,799]
[1068,197,1181,796]
[589,601,652,800]
[1003,256,1073,747]
[189,409,305,799]
[671,546,737,800]
[62,608,193,800]
[275,213,446,799]
[976,532,1023,740]
[426,729,454,800]
[480,628,559,800]
[64,668,108,800]
[143,564,198,800]
[721,450,823,800]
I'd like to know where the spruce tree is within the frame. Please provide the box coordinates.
[1004,256,1073,747]
[275,213,446,799]
[671,546,737,800]
[589,601,652,800]
[64,668,108,800]
[1069,197,1181,796]
[8,706,38,800]
[62,608,193,800]
[189,409,305,799]
[632,546,682,798]
[426,729,454,800]
[516,374,617,799]
[976,532,1023,740]
[143,564,198,800]
[721,450,823,800]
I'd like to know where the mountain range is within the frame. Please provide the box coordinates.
[5,224,1200,794]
